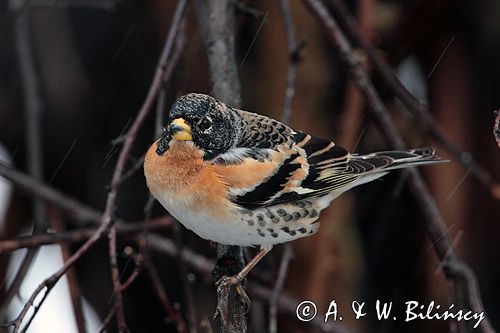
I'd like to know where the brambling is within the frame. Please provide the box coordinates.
[144,93,443,293]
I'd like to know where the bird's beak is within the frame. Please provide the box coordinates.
[169,118,192,141]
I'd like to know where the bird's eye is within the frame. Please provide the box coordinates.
[199,118,212,131]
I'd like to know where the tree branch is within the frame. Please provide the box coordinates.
[105,1,188,330]
[302,1,495,333]
[278,0,305,125]
[1,0,188,331]
[328,0,499,200]
[145,234,357,333]
[0,161,103,225]
[0,217,171,254]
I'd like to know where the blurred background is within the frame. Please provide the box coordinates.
[0,0,499,332]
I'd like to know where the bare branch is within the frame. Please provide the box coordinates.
[302,1,496,333]
[49,209,86,333]
[0,217,171,254]
[268,244,293,333]
[105,1,188,330]
[143,251,189,333]
[278,0,305,125]
[328,0,499,199]
[1,0,189,330]
[97,304,117,333]
[0,161,103,224]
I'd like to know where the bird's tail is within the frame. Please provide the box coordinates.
[314,147,445,209]
[366,146,446,171]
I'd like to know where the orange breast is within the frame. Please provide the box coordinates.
[144,140,232,219]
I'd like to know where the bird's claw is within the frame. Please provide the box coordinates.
[216,275,251,312]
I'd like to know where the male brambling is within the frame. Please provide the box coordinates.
[144,93,443,291]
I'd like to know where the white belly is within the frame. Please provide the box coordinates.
[155,191,260,247]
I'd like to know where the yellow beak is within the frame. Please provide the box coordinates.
[169,118,192,141]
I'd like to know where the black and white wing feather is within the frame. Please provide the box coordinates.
[211,110,442,209]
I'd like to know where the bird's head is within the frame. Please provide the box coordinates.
[156,93,241,158]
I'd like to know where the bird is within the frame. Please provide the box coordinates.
[144,92,444,298]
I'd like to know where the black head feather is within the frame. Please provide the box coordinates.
[156,93,242,157]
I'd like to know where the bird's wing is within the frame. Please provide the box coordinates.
[211,110,428,209]
[209,114,373,209]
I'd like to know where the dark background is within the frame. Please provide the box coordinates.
[0,0,499,332]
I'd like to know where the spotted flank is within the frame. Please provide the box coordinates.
[239,201,320,243]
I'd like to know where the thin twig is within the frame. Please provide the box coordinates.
[98,264,143,333]
[144,251,189,333]
[268,2,300,331]
[49,208,86,333]
[120,248,144,292]
[97,304,117,333]
[114,154,145,187]
[0,217,171,254]
[303,1,496,333]
[168,17,199,333]
[232,0,266,19]
[239,10,269,69]
[278,0,305,125]
[268,244,293,333]
[0,160,106,225]
[172,221,197,333]
[113,4,189,189]
[328,0,499,199]
[106,2,189,330]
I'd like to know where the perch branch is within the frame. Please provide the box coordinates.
[302,1,495,333]
[145,234,357,333]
